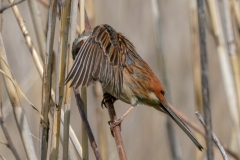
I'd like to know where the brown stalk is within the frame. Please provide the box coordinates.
[50,0,72,158]
[104,100,127,160]
[73,87,102,160]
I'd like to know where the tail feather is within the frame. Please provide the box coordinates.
[160,102,203,151]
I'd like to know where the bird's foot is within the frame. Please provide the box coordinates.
[108,118,123,137]
[101,93,117,108]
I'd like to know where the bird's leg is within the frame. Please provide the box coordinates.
[109,106,135,130]
[101,93,117,108]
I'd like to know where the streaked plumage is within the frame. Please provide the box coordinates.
[65,24,203,151]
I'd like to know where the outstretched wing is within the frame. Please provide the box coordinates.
[65,24,140,97]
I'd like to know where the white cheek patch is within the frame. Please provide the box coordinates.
[149,92,159,102]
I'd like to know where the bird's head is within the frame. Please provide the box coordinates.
[72,29,92,60]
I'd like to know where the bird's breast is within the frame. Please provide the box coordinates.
[103,70,161,107]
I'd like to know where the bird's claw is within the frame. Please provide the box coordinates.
[101,99,106,108]
[101,93,117,108]
[108,119,123,137]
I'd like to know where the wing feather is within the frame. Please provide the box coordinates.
[70,43,91,87]
[81,46,94,87]
[86,46,97,86]
[92,49,102,79]
[65,24,139,98]
[66,41,90,85]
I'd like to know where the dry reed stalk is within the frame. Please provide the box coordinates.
[222,0,240,125]
[168,103,240,159]
[0,3,18,159]
[0,0,25,13]
[62,0,78,158]
[206,0,240,152]
[67,114,83,158]
[93,83,108,160]
[0,0,2,30]
[80,88,88,159]
[0,107,21,160]
[6,0,82,157]
[38,0,81,35]
[190,0,203,114]
[7,1,239,157]
[49,94,83,159]
[62,33,72,160]
[150,0,181,159]
[0,155,6,160]
[0,34,38,159]
[8,15,83,158]
[50,0,72,158]
[27,0,46,60]
[59,119,80,160]
[197,0,214,158]
[232,0,240,31]
[195,112,228,160]
[41,0,57,158]
[60,113,82,160]
[190,1,204,160]
[231,1,240,58]
[8,0,44,77]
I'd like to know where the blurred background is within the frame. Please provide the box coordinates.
[0,0,239,159]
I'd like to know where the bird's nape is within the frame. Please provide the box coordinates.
[159,102,204,151]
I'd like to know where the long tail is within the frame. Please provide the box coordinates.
[160,102,203,151]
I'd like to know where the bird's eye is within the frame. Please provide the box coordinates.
[160,90,165,95]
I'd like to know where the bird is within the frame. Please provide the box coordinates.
[65,24,203,151]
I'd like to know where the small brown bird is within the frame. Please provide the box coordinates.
[65,24,203,150]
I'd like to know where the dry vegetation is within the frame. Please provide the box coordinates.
[0,0,239,159]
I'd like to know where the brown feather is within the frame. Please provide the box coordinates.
[65,24,139,98]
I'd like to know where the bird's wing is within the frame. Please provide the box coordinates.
[65,24,140,97]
